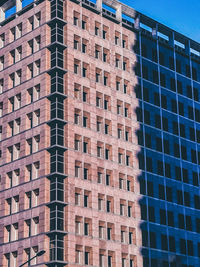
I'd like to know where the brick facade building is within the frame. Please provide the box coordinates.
[0,0,199,267]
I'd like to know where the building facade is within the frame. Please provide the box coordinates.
[0,0,199,267]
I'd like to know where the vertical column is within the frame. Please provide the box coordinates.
[0,8,5,23]
[152,23,158,38]
[16,0,22,12]
[46,1,67,266]
[96,0,102,11]
[134,15,140,30]
[185,39,190,55]
[116,4,122,21]
[169,31,175,47]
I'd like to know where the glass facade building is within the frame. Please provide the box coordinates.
[135,28,200,266]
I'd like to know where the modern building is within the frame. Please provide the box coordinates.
[0,0,199,266]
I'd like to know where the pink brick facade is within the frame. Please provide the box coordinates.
[0,0,142,266]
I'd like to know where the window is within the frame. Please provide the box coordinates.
[5,252,18,267]
[83,88,89,102]
[195,195,200,209]
[193,171,199,186]
[186,215,192,231]
[123,58,128,71]
[82,63,88,77]
[74,36,79,50]
[0,33,5,48]
[75,192,80,206]
[180,239,186,254]
[95,25,99,35]
[104,72,109,86]
[117,101,122,115]
[103,26,108,39]
[126,154,130,166]
[75,247,82,264]
[82,19,87,30]
[0,56,4,71]
[107,200,111,212]
[0,102,2,117]
[102,30,106,40]
[103,49,109,63]
[124,83,128,94]
[75,164,80,178]
[187,240,193,256]
[35,60,40,76]
[84,167,88,180]
[116,78,121,91]
[83,113,89,127]
[184,192,190,207]
[27,63,33,79]
[84,194,88,207]
[96,68,101,83]
[100,254,104,267]
[128,205,132,217]
[177,190,183,205]
[84,250,90,265]
[74,109,80,125]
[104,100,108,110]
[168,211,174,226]
[98,196,104,211]
[105,146,110,160]
[161,234,168,251]
[146,156,152,172]
[124,107,128,118]
[10,27,16,42]
[125,128,131,142]
[120,203,125,216]
[108,255,112,267]
[97,116,102,132]
[115,56,120,68]
[0,79,3,94]
[166,187,172,202]
[34,35,41,52]
[152,70,158,84]
[28,39,34,54]
[75,217,81,234]
[144,110,150,125]
[0,125,2,141]
[115,34,119,45]
[160,209,166,225]
[122,35,128,48]
[83,140,88,154]
[146,205,154,222]
[74,60,80,74]
[98,171,103,184]
[74,14,79,26]
[84,222,89,235]
[122,258,126,267]
[35,12,41,28]
[150,232,156,248]
[107,227,111,240]
[95,46,100,59]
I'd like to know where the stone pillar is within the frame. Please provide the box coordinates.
[0,8,5,23]
[134,15,140,30]
[16,0,22,12]
[152,24,157,38]
[96,0,102,11]
[116,4,122,21]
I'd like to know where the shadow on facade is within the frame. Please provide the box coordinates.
[131,33,188,267]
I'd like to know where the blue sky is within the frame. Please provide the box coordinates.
[120,0,200,43]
